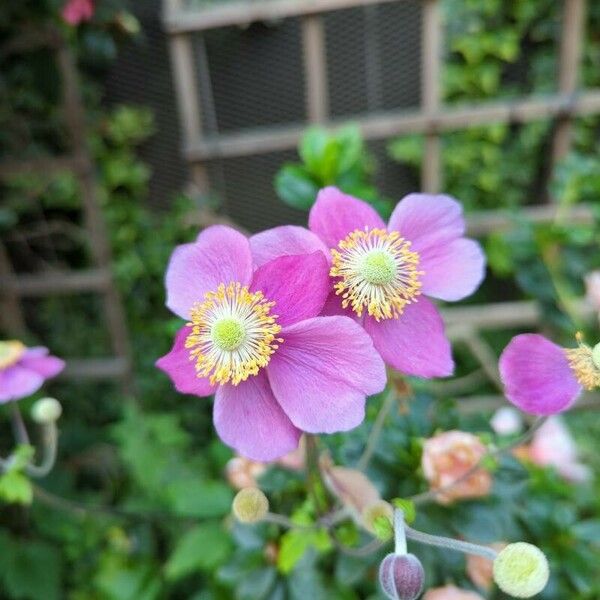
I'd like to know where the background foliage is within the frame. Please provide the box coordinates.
[1,0,600,598]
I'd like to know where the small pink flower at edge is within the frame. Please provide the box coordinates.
[423,585,485,600]
[156,225,386,462]
[249,187,486,379]
[518,417,590,483]
[421,430,492,504]
[62,0,94,26]
[499,333,600,415]
[0,341,65,403]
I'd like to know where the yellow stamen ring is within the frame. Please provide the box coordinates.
[330,228,423,321]
[0,340,26,370]
[185,282,283,386]
[565,334,600,390]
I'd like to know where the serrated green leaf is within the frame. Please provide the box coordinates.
[0,471,33,505]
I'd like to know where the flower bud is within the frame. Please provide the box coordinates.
[379,553,425,600]
[493,542,549,598]
[232,487,269,523]
[31,397,62,424]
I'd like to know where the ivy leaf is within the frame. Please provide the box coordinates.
[274,164,319,211]
[277,528,331,574]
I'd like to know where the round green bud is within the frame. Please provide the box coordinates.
[232,487,269,523]
[493,542,549,598]
[592,342,600,371]
[31,397,63,424]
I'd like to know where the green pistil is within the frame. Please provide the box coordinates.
[359,250,396,285]
[212,318,245,351]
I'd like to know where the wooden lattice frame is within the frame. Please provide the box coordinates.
[0,30,133,393]
[162,0,597,407]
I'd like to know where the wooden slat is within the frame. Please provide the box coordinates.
[60,358,130,380]
[552,0,587,167]
[421,0,441,193]
[184,88,600,160]
[0,156,81,180]
[0,269,112,296]
[302,16,329,123]
[164,0,402,33]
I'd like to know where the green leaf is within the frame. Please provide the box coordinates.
[0,471,33,505]
[391,498,416,524]
[274,165,319,211]
[299,127,340,183]
[165,521,232,581]
[166,479,232,518]
[277,528,331,574]
[336,124,363,173]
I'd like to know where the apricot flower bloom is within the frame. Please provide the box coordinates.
[0,341,64,403]
[422,430,492,504]
[156,226,386,461]
[250,187,485,378]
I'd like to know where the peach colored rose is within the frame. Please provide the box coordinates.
[466,543,507,590]
[518,417,590,483]
[424,585,484,600]
[422,431,492,504]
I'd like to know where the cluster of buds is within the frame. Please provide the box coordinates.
[378,509,549,600]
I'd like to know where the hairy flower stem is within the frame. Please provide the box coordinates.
[394,508,407,555]
[304,434,329,516]
[404,522,498,560]
[26,422,58,478]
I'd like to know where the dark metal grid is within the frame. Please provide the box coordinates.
[325,1,422,118]
[199,19,306,134]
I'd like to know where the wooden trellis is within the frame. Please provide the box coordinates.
[0,29,133,394]
[162,0,597,406]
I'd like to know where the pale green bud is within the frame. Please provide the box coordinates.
[31,397,62,424]
[493,542,549,598]
[232,487,269,523]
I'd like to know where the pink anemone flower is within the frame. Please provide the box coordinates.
[156,225,386,461]
[499,333,600,415]
[250,187,485,378]
[62,0,94,25]
[0,341,65,403]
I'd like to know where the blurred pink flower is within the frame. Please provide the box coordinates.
[466,542,507,590]
[62,0,94,25]
[520,417,590,483]
[251,187,486,379]
[424,585,484,600]
[422,430,492,504]
[0,341,64,403]
[157,225,386,461]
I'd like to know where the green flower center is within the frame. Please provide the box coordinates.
[211,318,246,351]
[359,250,397,285]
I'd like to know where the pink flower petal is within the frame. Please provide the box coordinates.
[0,365,44,403]
[365,297,453,378]
[250,252,330,327]
[320,290,362,322]
[214,371,301,461]
[309,187,386,249]
[20,348,65,379]
[499,334,582,415]
[267,316,386,433]
[155,327,216,397]
[419,238,486,302]
[388,194,466,255]
[250,225,329,267]
[166,225,253,319]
